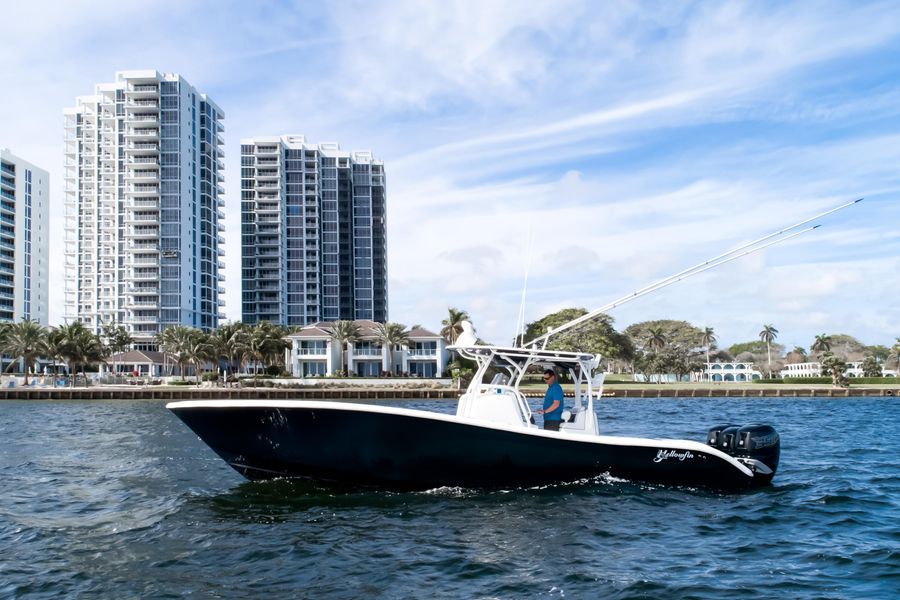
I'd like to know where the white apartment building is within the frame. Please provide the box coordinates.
[240,135,387,327]
[0,149,49,325]
[285,321,447,378]
[64,71,225,348]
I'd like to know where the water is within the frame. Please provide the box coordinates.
[1,397,898,599]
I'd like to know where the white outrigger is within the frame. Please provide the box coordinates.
[168,199,861,489]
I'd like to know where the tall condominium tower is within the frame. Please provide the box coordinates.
[240,135,387,326]
[64,70,225,348]
[0,149,49,325]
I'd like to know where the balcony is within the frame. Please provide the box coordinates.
[129,156,159,165]
[408,349,437,357]
[297,347,327,356]
[128,169,159,182]
[129,301,160,309]
[127,99,159,108]
[128,314,160,323]
[129,128,159,140]
[127,114,159,124]
[256,203,280,213]
[353,348,383,357]
[129,184,159,196]
[128,242,159,253]
[125,142,159,154]
[128,227,159,239]
[127,285,159,294]
[130,269,159,281]
[127,256,159,266]
[129,84,159,95]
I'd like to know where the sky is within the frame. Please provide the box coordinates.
[2,0,899,352]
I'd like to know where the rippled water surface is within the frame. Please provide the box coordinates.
[1,397,898,599]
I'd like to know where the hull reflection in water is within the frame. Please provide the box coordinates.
[167,400,776,490]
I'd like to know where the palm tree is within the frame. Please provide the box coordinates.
[156,326,178,377]
[44,328,67,378]
[57,321,105,385]
[759,324,779,378]
[374,322,410,375]
[329,320,360,376]
[157,325,196,380]
[212,322,250,381]
[811,334,832,356]
[892,337,900,375]
[2,320,48,384]
[0,321,11,372]
[247,322,290,375]
[180,329,214,385]
[102,320,133,378]
[441,308,470,344]
[647,327,667,352]
[700,326,716,369]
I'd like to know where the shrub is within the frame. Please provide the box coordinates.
[851,376,900,384]
[781,377,832,384]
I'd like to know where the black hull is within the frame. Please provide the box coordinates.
[168,402,771,490]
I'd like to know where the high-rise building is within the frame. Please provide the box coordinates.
[0,149,49,325]
[240,135,387,326]
[64,70,225,348]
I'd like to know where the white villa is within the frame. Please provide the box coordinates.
[692,362,763,382]
[781,361,897,378]
[285,320,448,378]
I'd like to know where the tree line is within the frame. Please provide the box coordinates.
[513,308,900,384]
[0,318,434,383]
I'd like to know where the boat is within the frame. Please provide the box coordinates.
[168,338,780,489]
[167,199,862,490]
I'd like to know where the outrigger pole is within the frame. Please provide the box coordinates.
[524,197,863,350]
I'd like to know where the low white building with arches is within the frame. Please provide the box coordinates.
[693,362,763,383]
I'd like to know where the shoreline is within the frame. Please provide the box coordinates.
[0,385,896,401]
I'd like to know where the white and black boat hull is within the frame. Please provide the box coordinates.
[168,401,776,490]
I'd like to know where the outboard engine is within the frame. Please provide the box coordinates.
[707,423,780,481]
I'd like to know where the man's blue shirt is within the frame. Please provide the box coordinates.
[543,382,564,421]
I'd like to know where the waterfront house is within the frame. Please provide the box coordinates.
[99,350,180,378]
[780,361,897,378]
[692,362,763,382]
[285,320,448,378]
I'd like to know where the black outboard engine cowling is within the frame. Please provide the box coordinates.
[706,423,780,481]
[707,423,738,448]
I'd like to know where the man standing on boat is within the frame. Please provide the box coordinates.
[537,369,564,431]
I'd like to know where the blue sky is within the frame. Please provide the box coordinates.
[3,0,899,351]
